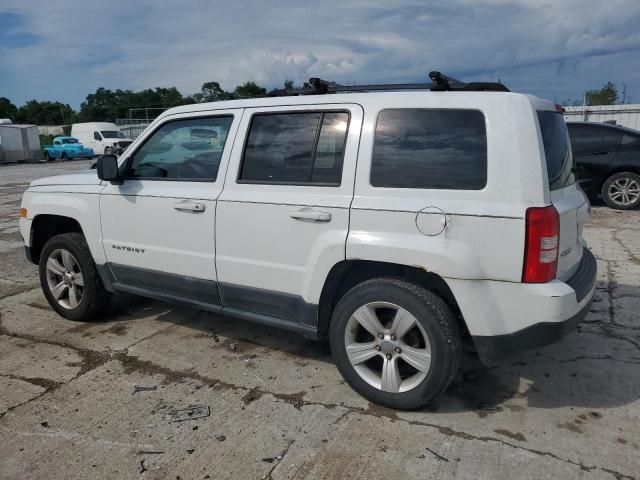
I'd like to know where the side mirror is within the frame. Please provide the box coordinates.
[96,155,121,184]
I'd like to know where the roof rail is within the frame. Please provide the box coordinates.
[267,71,509,97]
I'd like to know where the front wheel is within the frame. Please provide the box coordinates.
[329,278,461,410]
[602,172,640,210]
[39,233,111,321]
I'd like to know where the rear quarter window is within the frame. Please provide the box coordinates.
[537,111,575,191]
[370,109,487,190]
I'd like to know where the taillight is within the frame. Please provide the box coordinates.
[523,206,559,283]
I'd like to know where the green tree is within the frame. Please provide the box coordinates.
[233,81,266,99]
[193,81,233,103]
[77,86,192,121]
[585,81,618,106]
[0,97,18,120]
[15,100,76,125]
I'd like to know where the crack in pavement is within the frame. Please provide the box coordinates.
[612,230,640,265]
[1,265,638,479]
[0,324,637,480]
[263,439,296,480]
[0,373,62,391]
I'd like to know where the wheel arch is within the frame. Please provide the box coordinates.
[29,214,84,264]
[317,260,469,340]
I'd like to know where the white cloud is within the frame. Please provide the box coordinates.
[2,0,640,107]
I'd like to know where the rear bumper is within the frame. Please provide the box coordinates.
[448,247,598,365]
[472,293,594,365]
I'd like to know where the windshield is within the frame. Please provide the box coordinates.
[62,138,78,144]
[101,130,125,139]
[537,111,575,191]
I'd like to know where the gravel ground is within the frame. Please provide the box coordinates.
[0,160,638,480]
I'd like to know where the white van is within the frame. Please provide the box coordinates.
[71,122,133,156]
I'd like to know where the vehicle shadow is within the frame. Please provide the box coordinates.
[96,280,640,412]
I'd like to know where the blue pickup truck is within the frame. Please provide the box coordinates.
[43,136,94,161]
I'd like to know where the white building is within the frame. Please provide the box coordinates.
[564,104,640,131]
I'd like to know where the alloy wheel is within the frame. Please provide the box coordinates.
[608,177,640,207]
[344,301,432,393]
[45,248,84,309]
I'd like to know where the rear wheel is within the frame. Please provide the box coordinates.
[44,151,52,161]
[39,233,111,321]
[602,172,640,210]
[329,278,460,410]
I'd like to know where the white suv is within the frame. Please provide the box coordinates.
[19,74,597,410]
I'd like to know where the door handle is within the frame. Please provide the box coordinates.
[173,201,206,212]
[289,208,332,222]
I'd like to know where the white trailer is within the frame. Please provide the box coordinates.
[0,124,41,164]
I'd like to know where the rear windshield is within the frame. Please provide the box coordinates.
[537,111,574,191]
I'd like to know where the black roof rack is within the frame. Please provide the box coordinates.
[267,71,509,97]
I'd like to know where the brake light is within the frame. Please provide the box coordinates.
[523,206,559,283]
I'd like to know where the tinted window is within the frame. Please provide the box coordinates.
[370,109,487,190]
[600,128,623,146]
[568,124,624,148]
[622,133,640,145]
[101,130,125,139]
[128,116,233,181]
[240,111,349,185]
[537,111,574,191]
[94,131,101,141]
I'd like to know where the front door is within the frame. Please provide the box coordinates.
[216,104,363,326]
[99,110,241,304]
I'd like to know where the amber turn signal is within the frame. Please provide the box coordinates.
[20,208,27,218]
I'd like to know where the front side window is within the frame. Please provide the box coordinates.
[94,131,102,141]
[101,130,125,139]
[62,138,78,144]
[239,111,349,185]
[370,109,487,190]
[127,116,233,181]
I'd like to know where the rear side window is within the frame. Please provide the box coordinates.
[370,109,487,190]
[239,111,349,185]
[600,128,624,146]
[537,111,575,191]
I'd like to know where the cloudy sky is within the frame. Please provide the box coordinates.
[1,0,640,108]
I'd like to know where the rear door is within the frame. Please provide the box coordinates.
[215,104,362,326]
[568,123,621,194]
[537,111,588,280]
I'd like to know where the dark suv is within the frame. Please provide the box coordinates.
[567,122,640,210]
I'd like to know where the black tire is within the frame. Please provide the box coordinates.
[39,233,111,321]
[329,277,460,410]
[44,151,52,161]
[602,172,640,210]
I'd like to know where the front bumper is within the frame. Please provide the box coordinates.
[463,248,598,364]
